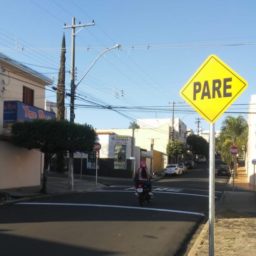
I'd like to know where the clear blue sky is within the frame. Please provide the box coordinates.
[1,0,256,132]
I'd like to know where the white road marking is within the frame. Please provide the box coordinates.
[126,187,182,192]
[17,202,205,217]
[153,187,182,192]
[115,186,221,195]
[184,188,222,194]
[98,189,210,198]
[154,191,210,198]
[109,185,130,188]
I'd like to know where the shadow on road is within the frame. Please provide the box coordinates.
[0,231,119,256]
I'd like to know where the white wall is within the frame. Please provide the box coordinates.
[0,141,42,189]
[2,71,45,108]
[0,96,3,134]
[98,133,132,159]
[98,134,112,158]
[247,94,256,185]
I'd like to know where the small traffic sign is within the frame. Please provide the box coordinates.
[252,159,256,165]
[180,55,247,123]
[230,145,238,155]
[93,142,101,152]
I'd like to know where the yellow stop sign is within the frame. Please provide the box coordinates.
[180,55,247,123]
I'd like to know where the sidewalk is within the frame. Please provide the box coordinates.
[0,174,107,204]
[187,167,256,256]
[0,172,164,201]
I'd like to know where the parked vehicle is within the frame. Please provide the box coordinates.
[184,160,195,169]
[135,180,151,206]
[164,164,183,176]
[216,164,231,177]
[178,163,188,173]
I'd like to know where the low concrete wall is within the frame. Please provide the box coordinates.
[0,141,42,189]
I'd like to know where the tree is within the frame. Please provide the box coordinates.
[56,34,66,173]
[220,116,247,145]
[166,140,185,163]
[216,115,248,165]
[129,121,140,159]
[129,121,140,129]
[216,136,233,166]
[11,120,96,193]
[186,134,209,159]
[57,33,66,121]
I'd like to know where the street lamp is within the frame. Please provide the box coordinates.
[70,43,121,122]
[76,44,121,89]
[68,43,121,190]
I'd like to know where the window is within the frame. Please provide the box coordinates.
[23,86,34,106]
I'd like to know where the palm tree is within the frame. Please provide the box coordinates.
[221,116,248,144]
[129,121,140,129]
[217,115,248,166]
[129,121,140,158]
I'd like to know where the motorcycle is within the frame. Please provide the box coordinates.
[135,180,152,206]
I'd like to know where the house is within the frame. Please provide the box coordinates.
[97,118,188,173]
[246,94,256,186]
[0,52,54,190]
[97,132,154,177]
[95,132,135,177]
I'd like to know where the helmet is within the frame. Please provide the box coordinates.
[140,161,146,168]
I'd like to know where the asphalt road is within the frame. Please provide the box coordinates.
[0,166,229,256]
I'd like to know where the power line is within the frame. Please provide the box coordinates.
[3,40,254,52]
[73,102,256,114]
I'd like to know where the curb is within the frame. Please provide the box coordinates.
[186,189,227,256]
[0,193,51,206]
[0,183,106,206]
[187,220,209,256]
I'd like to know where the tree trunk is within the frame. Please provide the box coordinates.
[56,152,65,173]
[68,151,74,190]
[41,154,51,194]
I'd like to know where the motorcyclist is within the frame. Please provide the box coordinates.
[134,162,153,196]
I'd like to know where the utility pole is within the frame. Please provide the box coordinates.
[171,101,175,141]
[195,118,201,135]
[131,126,135,157]
[150,138,154,176]
[64,17,95,123]
[64,17,95,190]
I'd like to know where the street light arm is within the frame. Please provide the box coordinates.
[64,20,95,31]
[75,44,121,89]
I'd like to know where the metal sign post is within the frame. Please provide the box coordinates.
[130,157,136,178]
[252,159,256,188]
[209,123,215,256]
[230,145,238,191]
[93,143,101,186]
[232,155,235,191]
[254,164,255,188]
[95,151,98,186]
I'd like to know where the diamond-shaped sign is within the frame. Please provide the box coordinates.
[180,55,247,123]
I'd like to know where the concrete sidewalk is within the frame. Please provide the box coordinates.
[0,172,162,202]
[0,174,107,203]
[187,167,256,256]
[46,175,106,194]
